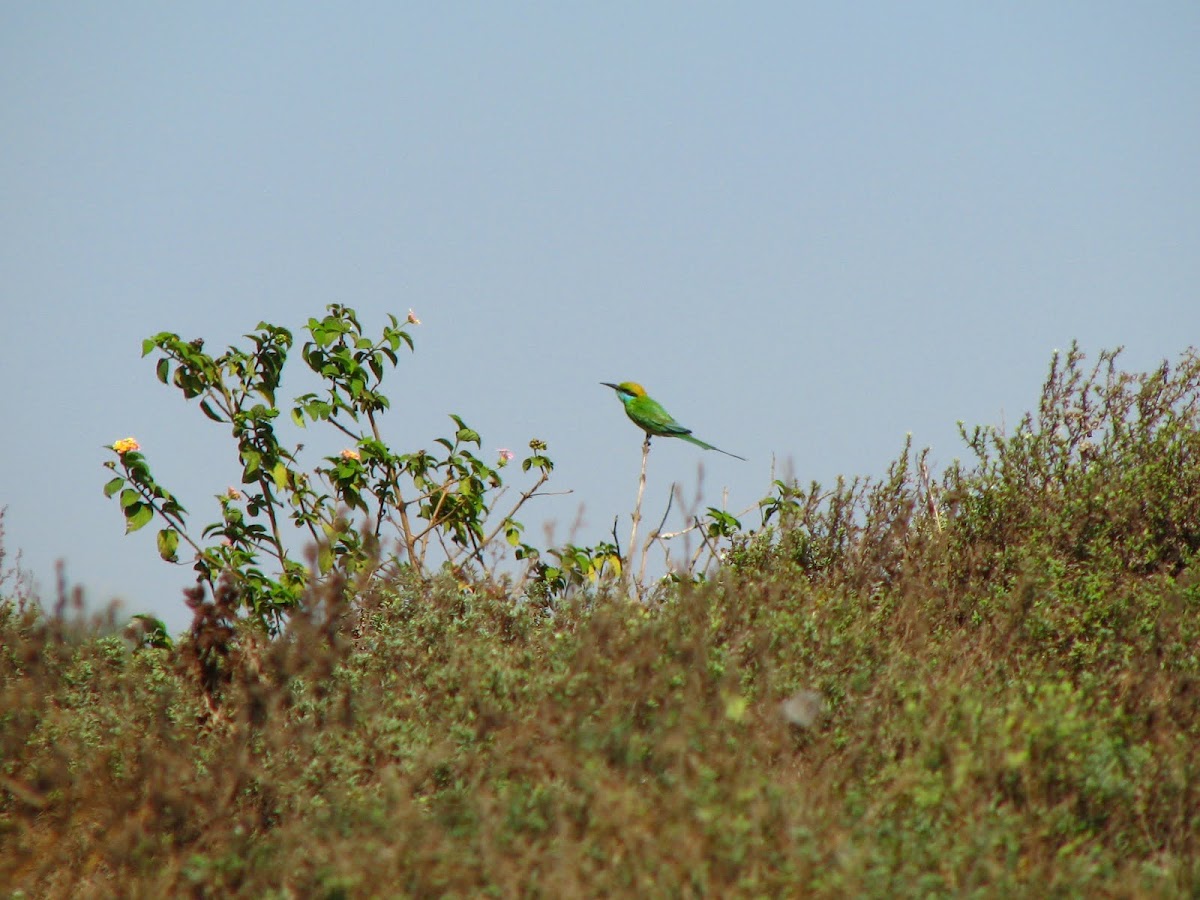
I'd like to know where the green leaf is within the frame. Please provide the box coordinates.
[120,488,140,509]
[723,691,749,722]
[126,503,154,534]
[199,399,225,422]
[129,614,173,649]
[272,461,289,491]
[103,477,125,498]
[242,448,262,478]
[124,456,151,482]
[155,358,170,384]
[156,528,180,562]
[456,427,481,446]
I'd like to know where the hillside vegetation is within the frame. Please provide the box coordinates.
[3,344,1200,897]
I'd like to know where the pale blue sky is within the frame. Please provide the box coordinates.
[3,4,1198,631]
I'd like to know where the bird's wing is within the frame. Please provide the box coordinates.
[639,397,692,434]
[659,420,693,436]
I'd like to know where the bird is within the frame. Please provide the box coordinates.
[602,381,745,460]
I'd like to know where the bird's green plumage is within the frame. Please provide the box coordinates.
[601,381,745,461]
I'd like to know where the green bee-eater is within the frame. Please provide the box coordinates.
[602,382,746,460]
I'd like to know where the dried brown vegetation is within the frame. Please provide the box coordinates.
[3,345,1200,896]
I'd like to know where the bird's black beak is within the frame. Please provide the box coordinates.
[601,382,619,391]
